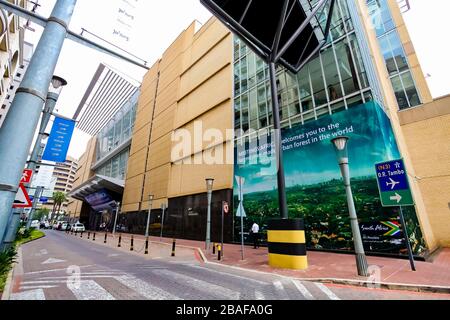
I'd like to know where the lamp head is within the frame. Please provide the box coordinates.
[205,178,214,191]
[148,194,154,201]
[331,136,349,162]
[49,76,68,95]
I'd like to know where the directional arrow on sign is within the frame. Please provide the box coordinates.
[390,193,402,204]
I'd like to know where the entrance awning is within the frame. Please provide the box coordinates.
[68,175,124,202]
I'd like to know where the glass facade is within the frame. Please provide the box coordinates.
[367,0,421,110]
[96,90,138,162]
[234,0,373,137]
[94,89,138,181]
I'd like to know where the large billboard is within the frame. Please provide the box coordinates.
[233,101,427,256]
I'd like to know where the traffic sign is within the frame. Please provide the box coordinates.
[21,169,33,184]
[223,201,229,214]
[375,159,414,207]
[13,184,33,208]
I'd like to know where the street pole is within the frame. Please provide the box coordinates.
[112,202,120,235]
[221,201,225,257]
[26,186,44,228]
[160,203,166,242]
[205,179,214,251]
[240,183,244,261]
[0,0,77,248]
[145,195,153,238]
[268,61,288,220]
[399,206,416,271]
[331,137,369,277]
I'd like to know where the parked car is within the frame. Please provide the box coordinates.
[30,220,40,228]
[40,221,51,229]
[71,223,85,233]
[52,222,62,230]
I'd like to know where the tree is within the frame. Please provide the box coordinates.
[33,208,50,221]
[52,192,67,218]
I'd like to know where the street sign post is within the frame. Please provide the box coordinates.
[375,159,414,207]
[13,184,33,209]
[235,176,246,260]
[375,159,416,271]
[221,201,229,256]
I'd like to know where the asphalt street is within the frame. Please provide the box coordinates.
[8,230,450,301]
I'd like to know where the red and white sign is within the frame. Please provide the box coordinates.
[21,169,33,184]
[13,184,33,208]
[223,201,229,214]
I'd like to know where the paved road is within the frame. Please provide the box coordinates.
[8,231,450,301]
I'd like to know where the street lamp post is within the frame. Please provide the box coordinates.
[145,195,154,238]
[112,202,121,235]
[0,0,76,249]
[331,136,369,277]
[1,76,67,250]
[205,178,214,251]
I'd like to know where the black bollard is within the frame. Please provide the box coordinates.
[88,232,90,240]
[104,233,107,244]
[171,239,176,257]
[213,243,216,255]
[145,237,149,255]
[118,234,122,248]
[93,233,96,241]
[130,235,134,251]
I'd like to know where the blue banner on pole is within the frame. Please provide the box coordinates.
[42,117,75,163]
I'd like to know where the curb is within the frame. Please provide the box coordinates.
[200,257,450,295]
[0,268,14,300]
[301,278,450,294]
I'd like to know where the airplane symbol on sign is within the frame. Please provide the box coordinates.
[386,178,400,190]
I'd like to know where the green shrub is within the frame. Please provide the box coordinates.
[0,246,17,277]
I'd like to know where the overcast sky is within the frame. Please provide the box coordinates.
[25,0,449,160]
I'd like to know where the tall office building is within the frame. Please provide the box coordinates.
[0,1,32,127]
[70,0,450,257]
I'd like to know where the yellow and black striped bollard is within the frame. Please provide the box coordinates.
[218,245,222,261]
[267,219,308,270]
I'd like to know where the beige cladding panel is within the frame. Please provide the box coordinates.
[122,174,145,206]
[137,81,158,113]
[151,103,176,143]
[172,100,233,160]
[179,33,232,99]
[143,164,171,200]
[154,78,180,117]
[141,198,168,211]
[134,101,154,133]
[168,142,234,198]
[159,23,195,72]
[130,124,151,156]
[142,60,160,87]
[188,19,231,68]
[175,65,232,128]
[126,147,148,180]
[122,203,140,213]
[147,133,172,172]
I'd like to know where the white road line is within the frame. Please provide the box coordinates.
[37,275,126,280]
[115,275,181,300]
[272,281,290,300]
[314,283,340,300]
[292,280,315,300]
[68,280,115,300]
[255,291,265,300]
[25,265,96,275]
[190,265,268,285]
[154,269,240,300]
[20,285,58,290]
[10,289,46,300]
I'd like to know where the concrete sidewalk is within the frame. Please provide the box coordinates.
[70,231,450,292]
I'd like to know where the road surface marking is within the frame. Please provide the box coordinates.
[190,265,268,285]
[20,285,58,290]
[315,283,340,300]
[25,265,95,275]
[68,280,115,300]
[42,258,67,265]
[272,281,290,300]
[154,269,240,300]
[255,290,265,300]
[115,275,181,300]
[10,289,46,300]
[292,280,315,300]
[37,275,126,280]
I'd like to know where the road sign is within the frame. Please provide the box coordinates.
[223,201,229,214]
[21,169,33,184]
[13,184,33,208]
[375,159,414,207]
